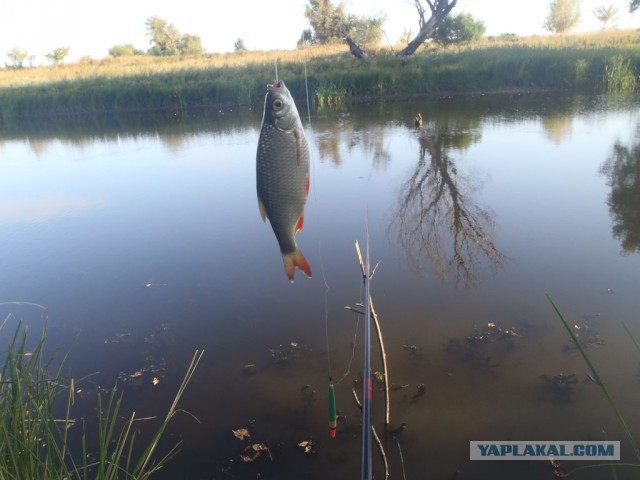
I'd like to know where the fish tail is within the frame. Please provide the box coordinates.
[283,248,312,281]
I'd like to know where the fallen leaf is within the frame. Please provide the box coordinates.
[298,439,314,453]
[232,428,250,440]
[240,453,260,462]
[152,377,159,386]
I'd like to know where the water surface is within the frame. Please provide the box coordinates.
[1,93,640,479]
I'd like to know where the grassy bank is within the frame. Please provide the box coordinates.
[0,30,639,124]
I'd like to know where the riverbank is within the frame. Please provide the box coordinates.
[1,30,639,125]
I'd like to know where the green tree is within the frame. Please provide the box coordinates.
[178,34,203,55]
[297,28,315,47]
[45,47,70,65]
[544,0,581,33]
[234,38,247,52]
[146,16,181,55]
[593,4,619,28]
[108,44,143,57]
[434,12,485,44]
[5,47,28,68]
[304,0,347,43]
[343,13,386,46]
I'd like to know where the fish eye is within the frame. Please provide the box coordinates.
[272,98,285,112]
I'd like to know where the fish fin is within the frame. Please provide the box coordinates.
[283,248,312,281]
[258,198,268,222]
[294,212,304,234]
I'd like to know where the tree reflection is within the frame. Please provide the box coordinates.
[601,127,640,254]
[390,125,506,286]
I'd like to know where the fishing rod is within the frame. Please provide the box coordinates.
[361,231,372,480]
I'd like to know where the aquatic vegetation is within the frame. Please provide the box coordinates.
[548,296,640,462]
[604,55,638,93]
[0,316,202,479]
[1,30,639,123]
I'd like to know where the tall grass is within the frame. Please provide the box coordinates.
[604,55,638,93]
[0,315,202,479]
[0,30,639,124]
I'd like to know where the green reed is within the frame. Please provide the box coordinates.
[546,296,640,462]
[604,55,638,93]
[0,315,202,479]
[1,30,639,124]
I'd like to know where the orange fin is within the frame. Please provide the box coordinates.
[283,248,312,282]
[294,212,305,234]
[258,198,268,222]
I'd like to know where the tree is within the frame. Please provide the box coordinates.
[593,4,619,28]
[46,47,70,65]
[397,0,458,56]
[304,0,347,43]
[146,16,181,55]
[343,13,386,46]
[544,0,581,33]
[108,44,143,57]
[631,0,639,12]
[145,16,203,55]
[6,48,28,68]
[178,34,203,55]
[234,38,247,52]
[434,13,485,44]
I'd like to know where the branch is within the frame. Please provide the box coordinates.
[352,387,390,480]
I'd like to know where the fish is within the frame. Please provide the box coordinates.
[256,80,312,281]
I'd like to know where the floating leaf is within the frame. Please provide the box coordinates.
[152,377,159,386]
[240,453,260,462]
[232,428,250,440]
[298,439,314,454]
[251,443,268,452]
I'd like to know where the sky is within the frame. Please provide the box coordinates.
[0,0,637,64]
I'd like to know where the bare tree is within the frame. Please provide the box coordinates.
[398,0,458,56]
[389,125,506,286]
[593,4,619,29]
[346,0,457,58]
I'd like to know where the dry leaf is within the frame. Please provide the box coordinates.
[240,453,260,462]
[152,377,159,386]
[232,428,250,440]
[298,440,314,453]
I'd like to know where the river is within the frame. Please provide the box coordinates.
[1,92,639,479]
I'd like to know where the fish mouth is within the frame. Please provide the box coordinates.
[269,80,284,91]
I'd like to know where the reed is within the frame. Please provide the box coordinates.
[546,296,640,462]
[0,316,202,479]
[1,30,639,123]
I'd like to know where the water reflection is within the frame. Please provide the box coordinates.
[601,124,640,254]
[390,123,506,286]
[312,113,391,168]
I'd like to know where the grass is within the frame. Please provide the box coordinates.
[0,315,202,479]
[0,30,639,125]
[547,295,640,475]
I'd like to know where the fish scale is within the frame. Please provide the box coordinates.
[256,80,312,281]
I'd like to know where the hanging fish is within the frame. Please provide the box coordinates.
[328,382,337,438]
[256,80,312,281]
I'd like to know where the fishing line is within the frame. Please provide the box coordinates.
[274,57,278,82]
[319,246,332,378]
